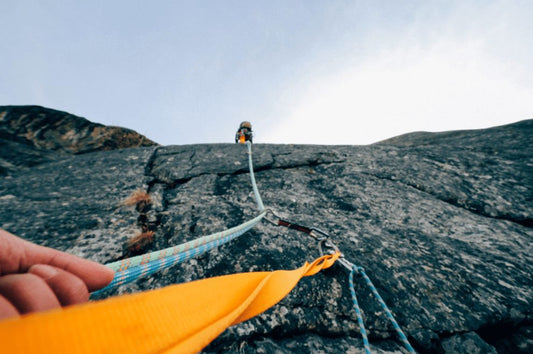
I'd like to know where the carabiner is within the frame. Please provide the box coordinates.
[318,239,355,272]
[318,239,340,256]
[264,209,281,226]
[310,227,331,241]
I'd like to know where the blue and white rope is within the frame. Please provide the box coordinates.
[349,266,371,354]
[92,212,265,296]
[104,212,266,273]
[350,265,416,353]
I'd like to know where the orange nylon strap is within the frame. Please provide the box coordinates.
[0,252,339,354]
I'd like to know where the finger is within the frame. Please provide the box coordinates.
[0,229,115,291]
[30,247,115,292]
[29,264,89,306]
[0,295,19,321]
[0,229,32,274]
[0,273,60,314]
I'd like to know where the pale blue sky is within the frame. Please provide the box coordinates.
[1,1,532,145]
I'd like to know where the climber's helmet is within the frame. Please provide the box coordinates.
[235,121,253,144]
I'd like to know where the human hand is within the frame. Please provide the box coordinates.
[0,229,114,320]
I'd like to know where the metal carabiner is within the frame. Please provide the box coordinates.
[318,239,355,272]
[263,209,281,226]
[318,238,340,256]
[309,227,331,241]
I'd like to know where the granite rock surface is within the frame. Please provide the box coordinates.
[0,112,531,353]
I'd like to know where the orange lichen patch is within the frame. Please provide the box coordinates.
[127,231,155,254]
[122,189,152,206]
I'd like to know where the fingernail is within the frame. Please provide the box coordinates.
[29,264,59,280]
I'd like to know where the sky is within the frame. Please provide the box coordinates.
[1,1,532,145]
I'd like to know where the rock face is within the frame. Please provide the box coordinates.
[0,111,531,353]
[0,105,157,175]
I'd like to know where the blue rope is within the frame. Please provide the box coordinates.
[92,216,263,296]
[104,212,266,273]
[349,265,416,353]
[349,266,371,354]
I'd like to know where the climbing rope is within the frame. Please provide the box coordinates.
[352,265,415,353]
[92,212,265,296]
[93,141,267,295]
[325,240,415,353]
[104,212,265,273]
[349,267,371,354]
[273,216,416,353]
[246,141,265,211]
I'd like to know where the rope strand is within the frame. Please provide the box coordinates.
[247,141,265,211]
[349,266,371,354]
[92,212,265,296]
[352,266,416,353]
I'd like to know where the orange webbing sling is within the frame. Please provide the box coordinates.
[0,252,339,353]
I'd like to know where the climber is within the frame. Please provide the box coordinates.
[0,229,114,320]
[235,121,253,144]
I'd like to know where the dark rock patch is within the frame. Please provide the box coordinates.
[0,105,157,175]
